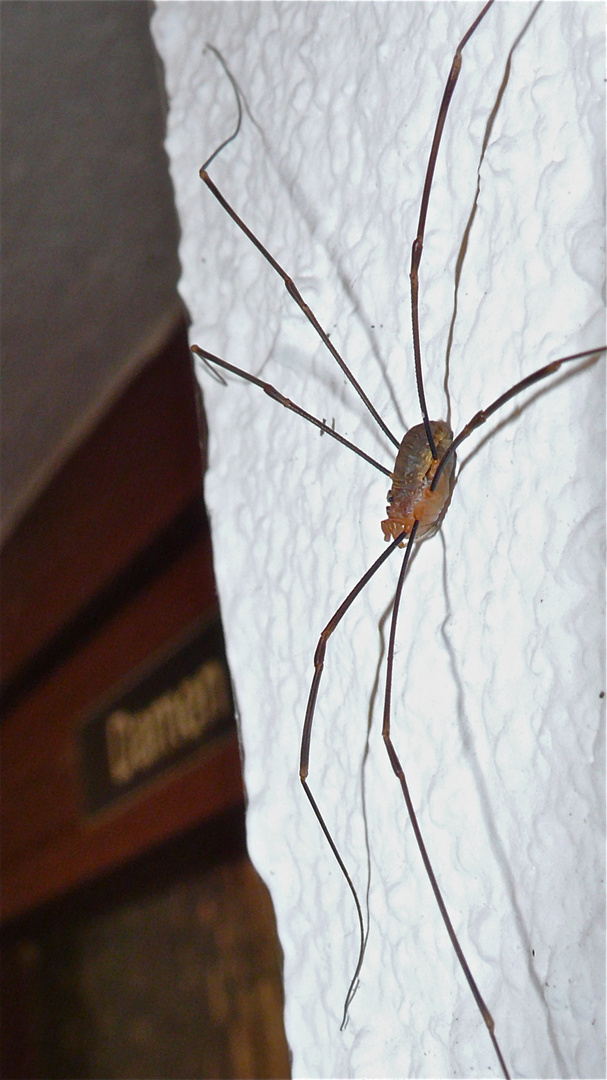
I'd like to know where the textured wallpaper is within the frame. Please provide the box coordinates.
[152,3,605,1077]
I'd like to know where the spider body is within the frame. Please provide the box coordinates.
[382,420,455,544]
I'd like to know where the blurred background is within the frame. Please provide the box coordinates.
[0,2,290,1076]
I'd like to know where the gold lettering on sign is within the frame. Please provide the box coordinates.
[105,659,232,786]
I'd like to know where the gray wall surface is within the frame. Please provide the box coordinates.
[1,0,181,536]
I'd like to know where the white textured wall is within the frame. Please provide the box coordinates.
[152,3,605,1077]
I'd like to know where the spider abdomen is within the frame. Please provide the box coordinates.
[381,420,455,544]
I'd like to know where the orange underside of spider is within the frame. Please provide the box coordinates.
[381,420,455,544]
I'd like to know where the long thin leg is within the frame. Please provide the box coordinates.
[299,530,410,1027]
[382,534,510,1079]
[433,346,606,491]
[191,345,392,480]
[199,168,399,451]
[200,49,397,442]
[410,0,495,459]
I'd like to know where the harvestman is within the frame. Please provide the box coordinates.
[181,2,605,1076]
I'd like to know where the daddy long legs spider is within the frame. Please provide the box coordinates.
[152,2,605,1076]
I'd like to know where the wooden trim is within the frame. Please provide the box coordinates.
[0,320,244,924]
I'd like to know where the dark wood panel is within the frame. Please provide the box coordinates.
[0,318,247,923]
[1,527,244,924]
[0,808,290,1080]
